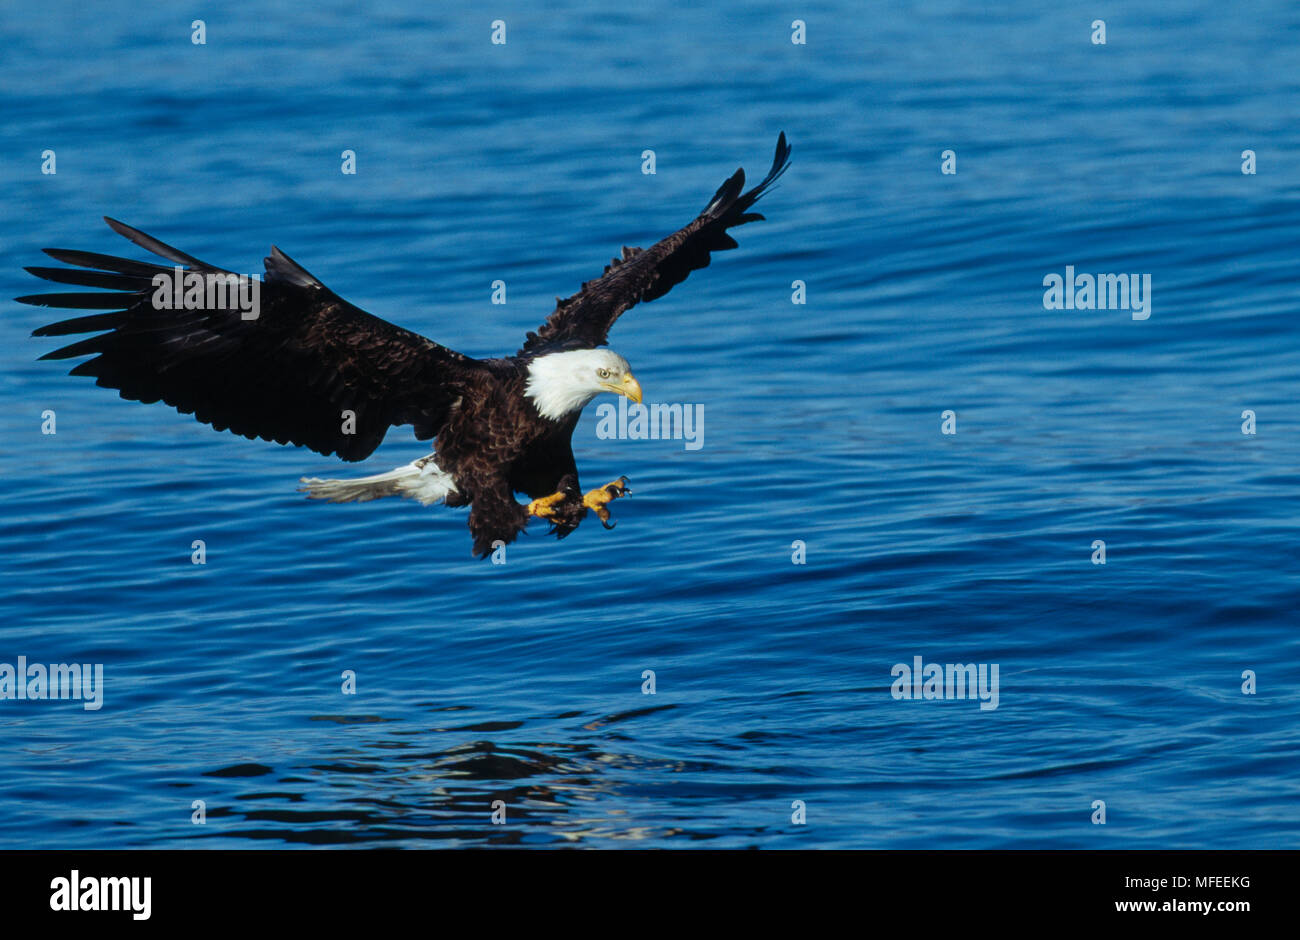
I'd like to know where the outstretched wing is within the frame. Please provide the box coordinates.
[18,218,479,461]
[518,132,791,355]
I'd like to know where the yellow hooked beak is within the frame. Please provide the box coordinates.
[602,371,642,404]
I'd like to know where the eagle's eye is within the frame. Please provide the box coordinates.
[597,368,611,379]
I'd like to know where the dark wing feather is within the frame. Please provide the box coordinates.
[18,217,477,461]
[518,132,791,355]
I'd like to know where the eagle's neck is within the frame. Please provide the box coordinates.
[523,353,600,421]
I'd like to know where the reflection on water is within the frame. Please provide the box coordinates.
[195,705,722,847]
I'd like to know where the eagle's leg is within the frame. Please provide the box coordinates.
[525,476,631,532]
[581,476,632,530]
[525,489,571,522]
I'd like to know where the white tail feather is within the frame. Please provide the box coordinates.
[299,456,457,506]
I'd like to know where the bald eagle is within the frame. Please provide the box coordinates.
[18,133,791,557]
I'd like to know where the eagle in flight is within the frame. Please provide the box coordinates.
[19,133,791,557]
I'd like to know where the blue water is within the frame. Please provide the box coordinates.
[2,0,1298,848]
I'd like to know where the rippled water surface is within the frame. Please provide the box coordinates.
[2,1,1299,848]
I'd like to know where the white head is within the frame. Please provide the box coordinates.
[524,348,643,421]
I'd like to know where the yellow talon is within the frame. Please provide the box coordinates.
[527,476,630,530]
[526,489,568,521]
[582,476,631,529]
